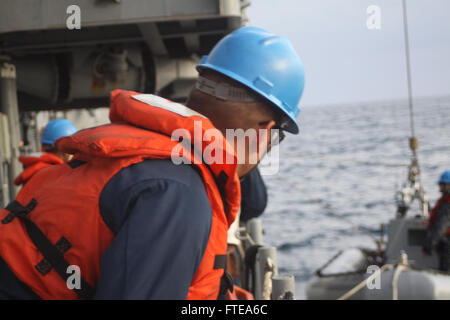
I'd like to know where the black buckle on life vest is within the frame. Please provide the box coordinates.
[214,254,227,270]
[2,199,37,224]
[220,271,234,295]
[215,254,234,295]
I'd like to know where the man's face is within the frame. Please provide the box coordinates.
[187,70,286,177]
[234,119,281,178]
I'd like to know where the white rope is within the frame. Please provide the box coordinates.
[235,227,255,246]
[338,251,410,300]
[392,251,409,300]
[261,257,274,300]
[402,0,416,139]
[337,264,394,300]
[392,264,407,300]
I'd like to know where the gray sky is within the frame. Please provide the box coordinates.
[247,0,450,106]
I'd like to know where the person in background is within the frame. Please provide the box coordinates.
[423,170,450,272]
[14,119,77,186]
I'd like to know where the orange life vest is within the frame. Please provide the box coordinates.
[0,89,241,300]
[428,194,450,236]
[14,153,64,186]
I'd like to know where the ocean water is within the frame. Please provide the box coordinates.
[260,96,450,299]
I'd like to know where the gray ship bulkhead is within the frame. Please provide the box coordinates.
[0,0,245,109]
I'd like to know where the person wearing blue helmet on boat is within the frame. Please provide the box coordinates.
[423,170,450,272]
[14,119,77,186]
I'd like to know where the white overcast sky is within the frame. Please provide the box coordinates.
[246,0,450,106]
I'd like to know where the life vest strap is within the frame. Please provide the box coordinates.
[214,254,235,296]
[219,271,235,296]
[211,253,235,298]
[35,237,72,276]
[213,254,226,270]
[2,199,95,300]
[2,199,37,224]
[216,171,229,214]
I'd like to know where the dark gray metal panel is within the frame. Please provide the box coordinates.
[138,23,168,55]
[386,218,439,269]
[0,0,241,34]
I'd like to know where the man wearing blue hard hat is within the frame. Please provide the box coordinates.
[14,119,77,186]
[423,170,450,272]
[0,26,305,300]
[40,119,77,157]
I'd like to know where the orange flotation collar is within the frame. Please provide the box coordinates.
[14,153,64,186]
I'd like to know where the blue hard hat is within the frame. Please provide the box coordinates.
[41,119,77,145]
[196,26,305,134]
[439,170,450,184]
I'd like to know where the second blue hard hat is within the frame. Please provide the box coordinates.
[439,170,450,184]
[41,119,77,145]
[197,26,305,134]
